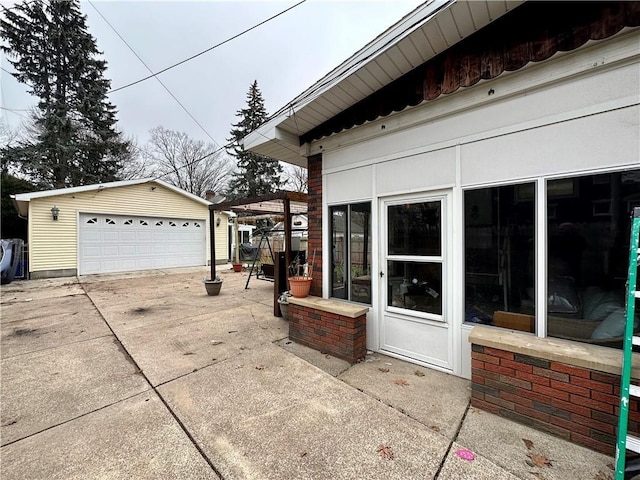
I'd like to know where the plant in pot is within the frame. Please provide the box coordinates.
[288,251,315,298]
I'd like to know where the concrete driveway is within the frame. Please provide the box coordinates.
[1,267,614,479]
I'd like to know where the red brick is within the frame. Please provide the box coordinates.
[591,390,619,406]
[571,413,615,435]
[549,416,590,437]
[471,398,500,415]
[570,432,614,455]
[515,370,550,386]
[471,352,500,365]
[471,390,485,401]
[571,376,613,394]
[484,394,515,410]
[501,359,533,374]
[550,362,590,378]
[514,404,550,423]
[484,363,515,376]
[591,371,620,385]
[471,359,485,370]
[532,383,569,401]
[531,419,571,440]
[551,398,592,418]
[484,347,515,360]
[532,366,570,382]
[499,374,532,390]
[549,379,589,397]
[516,387,553,405]
[500,391,533,408]
[471,373,484,385]
[571,395,614,413]
[485,378,515,394]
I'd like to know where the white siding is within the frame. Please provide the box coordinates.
[325,165,373,204]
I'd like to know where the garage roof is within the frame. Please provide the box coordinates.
[11,178,213,217]
[244,0,522,166]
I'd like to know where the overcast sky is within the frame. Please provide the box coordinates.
[1,0,425,151]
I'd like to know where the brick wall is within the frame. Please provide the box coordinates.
[307,154,323,297]
[289,303,366,363]
[471,344,637,455]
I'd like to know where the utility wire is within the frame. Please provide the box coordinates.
[0,106,29,120]
[87,0,221,148]
[267,0,452,122]
[108,0,306,95]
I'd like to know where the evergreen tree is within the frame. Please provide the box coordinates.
[0,0,132,189]
[226,80,284,199]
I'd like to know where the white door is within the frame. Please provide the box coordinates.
[79,213,206,275]
[379,192,452,370]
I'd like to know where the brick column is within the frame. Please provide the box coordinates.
[307,154,323,297]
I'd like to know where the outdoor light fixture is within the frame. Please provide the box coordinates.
[51,205,59,221]
[216,217,221,227]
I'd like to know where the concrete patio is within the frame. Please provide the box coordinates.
[1,267,616,479]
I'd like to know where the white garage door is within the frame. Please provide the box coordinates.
[79,213,206,275]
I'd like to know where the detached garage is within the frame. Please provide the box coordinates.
[11,178,229,279]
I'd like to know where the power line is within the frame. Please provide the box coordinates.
[0,106,29,120]
[108,0,306,95]
[87,0,221,148]
[267,1,452,121]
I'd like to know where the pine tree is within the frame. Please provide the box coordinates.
[226,80,284,199]
[0,0,132,189]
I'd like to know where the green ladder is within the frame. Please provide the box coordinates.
[616,206,640,480]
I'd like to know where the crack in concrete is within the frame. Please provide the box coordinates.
[80,280,226,480]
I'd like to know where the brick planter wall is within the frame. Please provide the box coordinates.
[471,343,637,455]
[288,302,366,363]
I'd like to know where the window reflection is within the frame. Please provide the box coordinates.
[388,202,441,256]
[330,203,371,304]
[387,261,442,315]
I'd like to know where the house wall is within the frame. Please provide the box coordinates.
[29,183,228,276]
[318,31,640,377]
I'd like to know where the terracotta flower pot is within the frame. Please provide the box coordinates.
[232,263,242,272]
[289,276,313,298]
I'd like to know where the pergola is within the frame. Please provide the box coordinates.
[208,190,308,314]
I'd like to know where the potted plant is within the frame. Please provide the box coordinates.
[288,250,315,298]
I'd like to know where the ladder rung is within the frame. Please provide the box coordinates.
[627,434,640,453]
[630,384,640,398]
[633,336,640,347]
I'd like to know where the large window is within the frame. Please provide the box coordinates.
[464,169,640,348]
[546,171,640,347]
[330,202,371,304]
[464,184,535,330]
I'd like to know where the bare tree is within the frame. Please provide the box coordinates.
[143,127,231,197]
[117,137,155,180]
[284,164,308,193]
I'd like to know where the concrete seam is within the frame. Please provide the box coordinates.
[0,334,114,360]
[0,388,153,448]
[433,400,471,480]
[80,281,226,480]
